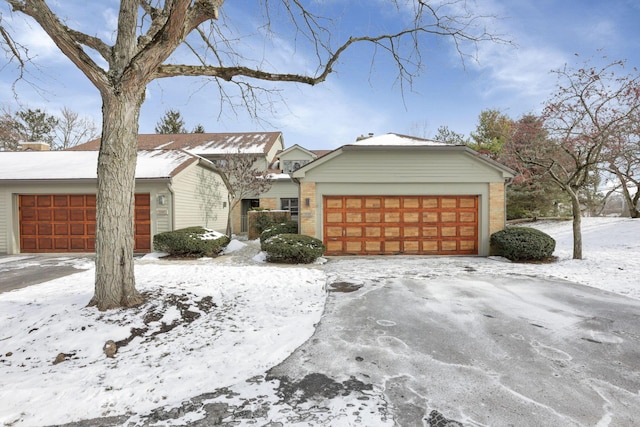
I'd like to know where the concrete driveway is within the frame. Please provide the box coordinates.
[264,257,640,426]
[0,254,94,293]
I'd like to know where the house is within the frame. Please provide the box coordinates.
[260,144,332,221]
[0,150,229,254]
[292,133,515,256]
[72,132,287,233]
[1,131,515,257]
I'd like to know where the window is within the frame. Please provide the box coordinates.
[281,198,299,220]
[282,160,309,173]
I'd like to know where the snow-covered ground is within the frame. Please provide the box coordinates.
[0,217,638,426]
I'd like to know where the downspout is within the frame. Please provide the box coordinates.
[167,181,176,231]
[292,176,301,232]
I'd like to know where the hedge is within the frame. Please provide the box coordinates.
[262,233,325,264]
[490,227,556,261]
[153,226,230,258]
[260,221,299,246]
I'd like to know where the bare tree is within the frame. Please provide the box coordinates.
[603,116,640,218]
[55,106,99,150]
[0,106,21,150]
[517,59,640,259]
[219,152,272,236]
[1,0,507,310]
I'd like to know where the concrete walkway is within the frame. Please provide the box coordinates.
[0,254,93,294]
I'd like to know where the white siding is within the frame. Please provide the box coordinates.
[0,189,10,254]
[261,179,298,200]
[171,163,229,233]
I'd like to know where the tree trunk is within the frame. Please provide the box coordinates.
[568,188,583,260]
[89,92,145,310]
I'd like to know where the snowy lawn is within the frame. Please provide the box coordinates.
[0,263,326,426]
[0,217,638,426]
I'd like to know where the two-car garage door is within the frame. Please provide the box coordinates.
[18,194,151,253]
[324,195,478,256]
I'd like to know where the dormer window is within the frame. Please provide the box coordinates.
[282,159,309,173]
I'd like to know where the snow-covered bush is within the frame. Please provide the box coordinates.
[262,233,325,264]
[490,227,555,261]
[153,226,229,258]
[259,221,299,245]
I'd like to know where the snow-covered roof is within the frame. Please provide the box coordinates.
[71,132,283,156]
[351,133,451,147]
[0,150,204,180]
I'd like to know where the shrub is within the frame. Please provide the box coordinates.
[252,210,290,235]
[490,227,556,261]
[262,233,325,264]
[260,221,299,245]
[153,226,230,258]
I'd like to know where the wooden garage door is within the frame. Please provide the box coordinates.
[323,195,478,256]
[19,194,151,253]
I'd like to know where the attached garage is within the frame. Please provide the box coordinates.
[0,150,230,255]
[18,194,151,253]
[323,195,478,255]
[293,133,515,256]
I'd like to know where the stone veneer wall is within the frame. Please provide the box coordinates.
[259,198,278,210]
[299,182,317,237]
[488,182,506,237]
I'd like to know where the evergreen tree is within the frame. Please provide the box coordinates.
[155,109,187,134]
[14,108,59,145]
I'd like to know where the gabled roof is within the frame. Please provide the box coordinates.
[292,132,515,179]
[352,132,450,147]
[71,132,283,156]
[0,150,215,180]
[278,144,317,158]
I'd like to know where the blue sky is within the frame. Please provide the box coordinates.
[2,0,640,149]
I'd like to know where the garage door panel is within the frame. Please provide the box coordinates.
[460,212,476,222]
[384,241,400,252]
[53,196,68,207]
[384,212,400,222]
[53,209,68,221]
[37,196,51,207]
[346,212,362,222]
[55,238,69,250]
[38,224,52,235]
[70,224,85,235]
[326,212,342,223]
[404,227,419,237]
[19,194,151,253]
[365,198,382,208]
[403,212,419,223]
[37,210,52,221]
[346,241,363,253]
[423,212,438,223]
[346,198,362,209]
[54,224,68,235]
[69,209,85,221]
[21,209,37,222]
[21,223,36,235]
[324,195,478,256]
[441,212,457,222]
[365,212,381,222]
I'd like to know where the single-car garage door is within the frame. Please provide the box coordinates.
[19,194,151,253]
[324,195,478,255]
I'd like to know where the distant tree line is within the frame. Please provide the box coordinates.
[0,105,99,151]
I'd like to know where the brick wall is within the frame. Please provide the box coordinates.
[299,182,317,237]
[488,182,506,236]
[259,198,278,210]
